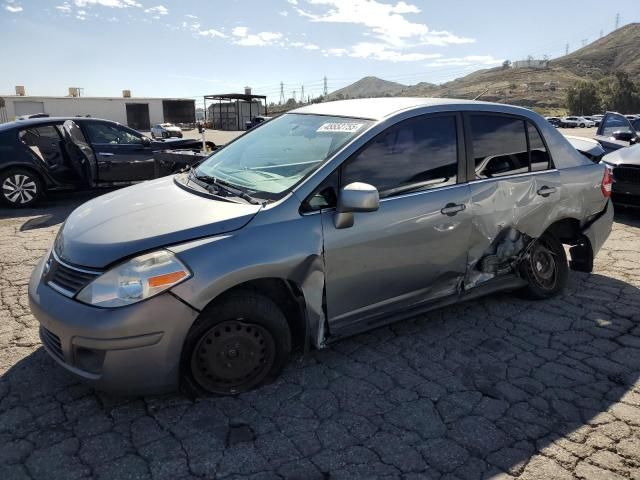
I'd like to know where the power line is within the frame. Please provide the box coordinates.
[323,76,328,96]
[615,13,620,30]
[279,81,285,105]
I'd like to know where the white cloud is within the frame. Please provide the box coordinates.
[55,2,72,13]
[4,0,23,13]
[145,5,168,15]
[76,9,87,19]
[198,28,227,38]
[287,0,298,4]
[232,26,248,37]
[279,10,289,16]
[347,42,443,62]
[184,14,197,19]
[288,41,320,50]
[231,26,283,47]
[73,0,141,8]
[294,0,473,47]
[427,55,503,67]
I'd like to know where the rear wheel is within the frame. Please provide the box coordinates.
[0,168,43,208]
[181,292,291,396]
[519,232,568,299]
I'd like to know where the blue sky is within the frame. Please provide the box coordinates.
[1,0,639,105]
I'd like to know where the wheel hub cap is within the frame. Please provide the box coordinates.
[191,320,275,394]
[529,241,557,289]
[2,174,37,204]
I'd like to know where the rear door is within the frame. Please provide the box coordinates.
[62,120,98,187]
[81,121,156,182]
[595,113,638,152]
[464,113,560,278]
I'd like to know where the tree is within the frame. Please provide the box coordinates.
[502,60,511,69]
[565,81,600,115]
[598,72,640,113]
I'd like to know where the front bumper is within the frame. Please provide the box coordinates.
[28,255,199,395]
[612,181,640,208]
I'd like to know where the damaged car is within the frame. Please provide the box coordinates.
[594,111,640,153]
[29,98,613,396]
[602,143,640,207]
[0,117,214,207]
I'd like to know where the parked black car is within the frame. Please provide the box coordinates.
[0,117,214,207]
[245,116,272,130]
[594,112,640,153]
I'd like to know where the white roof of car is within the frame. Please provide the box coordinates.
[291,97,512,121]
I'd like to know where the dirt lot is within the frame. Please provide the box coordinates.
[2,194,640,479]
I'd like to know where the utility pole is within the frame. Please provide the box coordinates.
[292,90,296,102]
[301,85,305,105]
[581,38,588,47]
[323,76,328,96]
[615,13,620,30]
[565,43,569,56]
[600,29,603,38]
[279,82,285,105]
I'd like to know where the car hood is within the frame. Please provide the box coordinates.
[54,176,262,269]
[603,143,640,166]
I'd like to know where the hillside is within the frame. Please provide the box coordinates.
[327,23,640,114]
[328,76,410,99]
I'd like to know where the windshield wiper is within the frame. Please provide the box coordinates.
[189,169,260,205]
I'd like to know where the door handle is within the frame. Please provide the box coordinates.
[98,152,114,157]
[440,203,466,216]
[537,186,557,197]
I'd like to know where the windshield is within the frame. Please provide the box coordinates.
[195,113,372,200]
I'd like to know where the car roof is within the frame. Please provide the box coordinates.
[290,97,534,121]
[0,116,118,132]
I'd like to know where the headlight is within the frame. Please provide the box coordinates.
[76,250,191,308]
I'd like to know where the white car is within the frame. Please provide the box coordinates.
[151,123,183,139]
[562,116,594,128]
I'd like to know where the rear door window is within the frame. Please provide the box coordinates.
[342,114,459,198]
[19,125,65,165]
[470,115,529,179]
[528,123,553,171]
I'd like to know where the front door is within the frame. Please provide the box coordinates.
[81,121,156,182]
[320,113,472,332]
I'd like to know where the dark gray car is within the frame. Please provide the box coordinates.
[29,98,614,396]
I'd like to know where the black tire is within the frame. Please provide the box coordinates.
[151,132,156,139]
[518,232,568,299]
[0,168,43,208]
[162,131,169,139]
[580,123,586,128]
[181,292,291,396]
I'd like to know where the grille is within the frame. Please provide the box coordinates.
[614,166,640,184]
[40,326,64,361]
[46,254,101,297]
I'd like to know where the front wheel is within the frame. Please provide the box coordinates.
[580,123,586,128]
[181,292,292,396]
[0,168,43,208]
[518,232,568,299]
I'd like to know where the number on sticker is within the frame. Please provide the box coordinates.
[317,123,364,133]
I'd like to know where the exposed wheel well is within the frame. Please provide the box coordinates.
[544,217,593,273]
[209,278,307,351]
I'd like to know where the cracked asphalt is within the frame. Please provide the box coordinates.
[2,193,640,479]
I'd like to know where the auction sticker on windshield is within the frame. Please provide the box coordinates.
[317,122,364,133]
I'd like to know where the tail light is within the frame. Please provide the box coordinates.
[601,164,613,198]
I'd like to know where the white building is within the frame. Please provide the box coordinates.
[0,90,196,130]
[511,59,549,69]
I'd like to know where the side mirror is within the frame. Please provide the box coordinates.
[142,136,151,147]
[334,182,379,229]
[631,136,639,146]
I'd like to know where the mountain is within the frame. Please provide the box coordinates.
[328,76,410,99]
[327,23,640,114]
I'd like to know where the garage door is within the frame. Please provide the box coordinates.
[14,101,46,117]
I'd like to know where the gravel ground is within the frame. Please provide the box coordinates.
[1,194,640,480]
